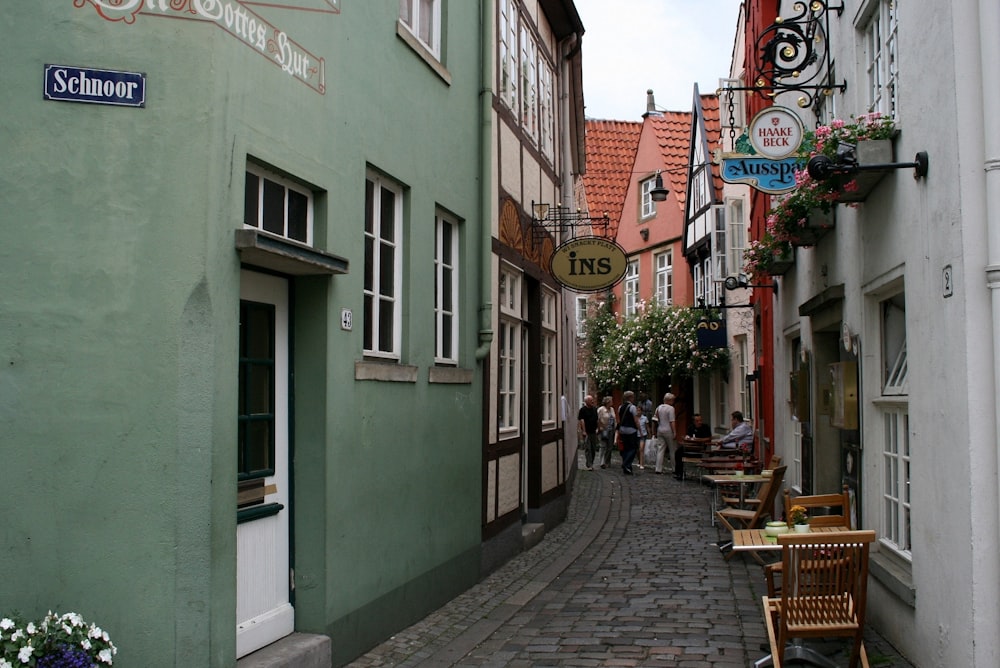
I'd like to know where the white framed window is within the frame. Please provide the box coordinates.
[498,319,521,433]
[541,289,557,424]
[539,60,555,160]
[575,295,588,337]
[434,213,459,364]
[863,0,898,118]
[399,0,441,59]
[640,177,657,218]
[882,405,911,555]
[875,288,910,559]
[520,25,538,142]
[576,376,588,411]
[693,263,704,306]
[499,265,521,317]
[654,250,673,306]
[363,172,403,358]
[498,266,522,434]
[624,260,639,317]
[712,204,727,281]
[244,164,313,245]
[727,197,746,278]
[499,0,518,110]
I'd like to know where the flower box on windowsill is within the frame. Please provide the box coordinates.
[765,247,795,276]
[833,139,894,203]
[788,209,835,247]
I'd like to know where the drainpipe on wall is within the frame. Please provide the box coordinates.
[475,0,495,361]
[978,0,1000,663]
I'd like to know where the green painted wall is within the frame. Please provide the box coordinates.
[1,2,484,665]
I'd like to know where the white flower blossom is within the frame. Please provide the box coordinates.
[98,648,114,664]
[17,645,33,663]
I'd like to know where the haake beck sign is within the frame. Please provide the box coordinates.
[748,106,803,160]
[721,106,805,193]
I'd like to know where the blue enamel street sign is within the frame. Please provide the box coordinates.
[721,156,802,194]
[44,65,146,108]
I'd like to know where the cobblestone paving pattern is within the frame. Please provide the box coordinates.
[349,453,914,667]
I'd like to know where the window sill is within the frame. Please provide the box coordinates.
[428,366,474,384]
[355,360,418,382]
[396,22,451,85]
[870,547,915,607]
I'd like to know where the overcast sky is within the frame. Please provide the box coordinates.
[574,0,743,120]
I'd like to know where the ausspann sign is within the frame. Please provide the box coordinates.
[550,237,628,292]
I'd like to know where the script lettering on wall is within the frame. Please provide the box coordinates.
[75,0,330,94]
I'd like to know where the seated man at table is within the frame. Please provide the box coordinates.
[676,412,712,479]
[715,411,754,452]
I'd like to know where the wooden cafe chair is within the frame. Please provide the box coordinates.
[765,484,853,597]
[715,465,786,562]
[761,530,876,668]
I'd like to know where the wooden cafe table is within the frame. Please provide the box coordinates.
[731,525,851,552]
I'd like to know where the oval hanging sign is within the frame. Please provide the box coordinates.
[550,236,629,292]
[749,106,804,160]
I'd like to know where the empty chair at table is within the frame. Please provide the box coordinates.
[715,465,787,562]
[761,530,876,668]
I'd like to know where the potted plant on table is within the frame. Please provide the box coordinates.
[788,505,810,532]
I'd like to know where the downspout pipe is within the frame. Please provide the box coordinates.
[977,0,1000,663]
[475,0,495,360]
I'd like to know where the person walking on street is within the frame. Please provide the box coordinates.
[597,396,616,469]
[616,391,639,475]
[577,395,600,471]
[652,393,677,475]
[636,405,649,470]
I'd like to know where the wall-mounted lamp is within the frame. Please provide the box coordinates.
[724,274,778,296]
[639,228,649,241]
[807,144,929,181]
[650,171,668,202]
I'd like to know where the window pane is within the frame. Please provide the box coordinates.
[363,294,373,350]
[442,268,453,311]
[441,314,452,357]
[244,305,273,358]
[247,364,272,414]
[379,244,394,296]
[244,172,259,227]
[365,179,375,234]
[399,0,412,24]
[440,222,452,263]
[262,179,284,235]
[245,420,272,472]
[418,0,434,45]
[364,236,374,292]
[287,189,308,242]
[380,187,395,241]
[378,299,394,351]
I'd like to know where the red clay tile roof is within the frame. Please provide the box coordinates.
[648,111,693,211]
[583,120,642,226]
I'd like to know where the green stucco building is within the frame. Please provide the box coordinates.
[1,2,488,664]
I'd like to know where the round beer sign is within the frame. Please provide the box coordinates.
[749,106,804,160]
[550,236,629,292]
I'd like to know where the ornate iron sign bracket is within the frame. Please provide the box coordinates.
[530,201,614,243]
[721,1,846,111]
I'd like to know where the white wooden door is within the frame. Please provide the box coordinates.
[236,270,293,658]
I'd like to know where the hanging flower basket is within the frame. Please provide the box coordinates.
[766,245,795,275]
[831,139,894,203]
[787,208,835,247]
[745,234,794,278]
